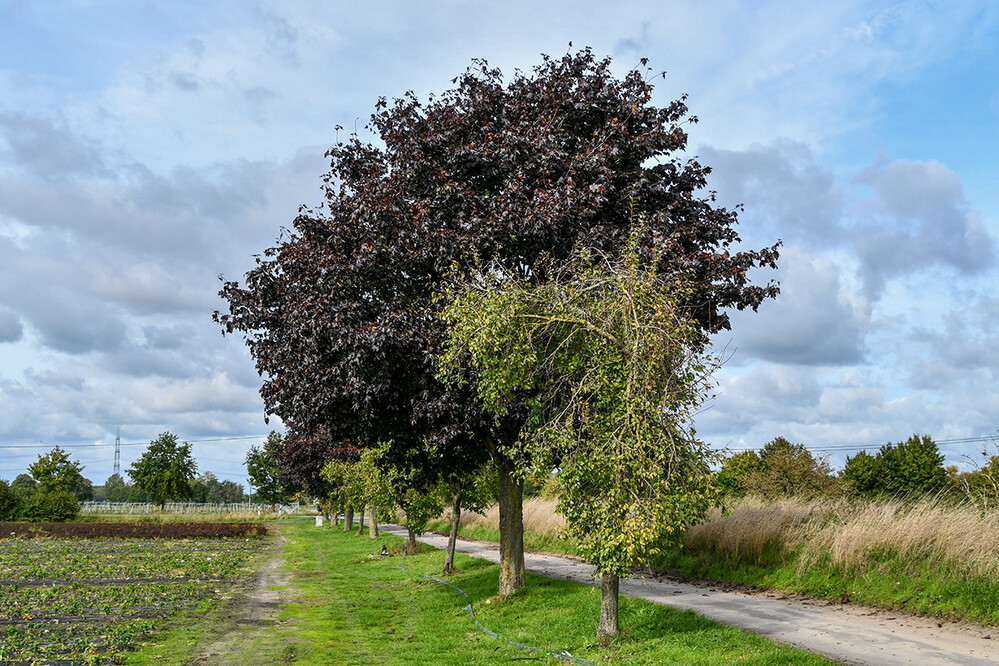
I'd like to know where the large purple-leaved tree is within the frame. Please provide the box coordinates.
[215,49,779,599]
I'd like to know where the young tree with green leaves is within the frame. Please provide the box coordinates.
[128,432,197,508]
[322,447,390,540]
[245,431,293,508]
[742,437,838,499]
[28,446,86,496]
[441,462,496,575]
[442,231,720,642]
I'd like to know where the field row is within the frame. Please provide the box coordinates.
[1,538,260,582]
[0,527,266,665]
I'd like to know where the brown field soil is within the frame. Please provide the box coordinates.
[0,521,267,539]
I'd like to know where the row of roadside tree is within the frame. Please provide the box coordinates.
[213,49,996,643]
[214,49,782,643]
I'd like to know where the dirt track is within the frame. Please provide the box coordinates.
[380,525,998,665]
[192,525,300,665]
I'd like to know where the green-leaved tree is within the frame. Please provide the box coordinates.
[245,432,293,508]
[103,473,129,502]
[742,437,837,498]
[442,230,719,642]
[28,446,86,496]
[716,451,765,496]
[842,450,886,495]
[880,434,946,494]
[0,480,16,520]
[128,432,197,508]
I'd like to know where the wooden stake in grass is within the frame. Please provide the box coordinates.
[598,572,620,644]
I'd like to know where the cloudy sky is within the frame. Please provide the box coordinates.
[1,1,997,486]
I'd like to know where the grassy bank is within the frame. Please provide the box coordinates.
[157,521,829,664]
[657,495,999,625]
[429,495,999,626]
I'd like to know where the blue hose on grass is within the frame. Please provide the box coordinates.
[400,547,595,665]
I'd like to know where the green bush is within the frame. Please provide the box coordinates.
[38,491,79,522]
[0,480,16,520]
[14,493,42,521]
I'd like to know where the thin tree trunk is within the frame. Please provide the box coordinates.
[443,490,462,575]
[597,571,620,644]
[343,504,354,531]
[496,455,525,599]
[357,504,366,535]
[368,504,378,538]
[406,524,417,554]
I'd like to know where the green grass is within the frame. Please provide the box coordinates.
[166,522,832,665]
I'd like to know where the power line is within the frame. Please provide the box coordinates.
[723,434,997,455]
[0,434,270,450]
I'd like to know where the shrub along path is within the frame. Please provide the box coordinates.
[380,525,998,665]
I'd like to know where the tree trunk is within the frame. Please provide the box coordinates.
[343,504,354,531]
[597,571,620,644]
[368,504,378,538]
[443,490,462,576]
[496,455,525,599]
[406,524,417,554]
[357,504,366,535]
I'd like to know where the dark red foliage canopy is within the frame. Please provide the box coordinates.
[215,49,779,484]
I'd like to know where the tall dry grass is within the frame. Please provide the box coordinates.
[448,494,999,585]
[684,495,999,581]
[450,497,566,535]
[684,496,834,566]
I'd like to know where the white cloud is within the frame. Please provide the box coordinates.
[3,1,999,481]
[701,140,844,246]
[851,158,995,297]
[726,249,869,366]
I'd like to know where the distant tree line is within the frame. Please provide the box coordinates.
[0,431,252,522]
[715,432,999,506]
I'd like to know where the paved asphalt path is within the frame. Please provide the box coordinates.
[380,525,997,665]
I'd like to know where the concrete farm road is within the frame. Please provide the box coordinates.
[380,525,997,665]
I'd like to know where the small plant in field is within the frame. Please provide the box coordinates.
[0,534,264,663]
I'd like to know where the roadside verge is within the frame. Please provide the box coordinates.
[380,525,998,665]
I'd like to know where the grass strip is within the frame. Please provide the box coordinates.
[241,522,831,665]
